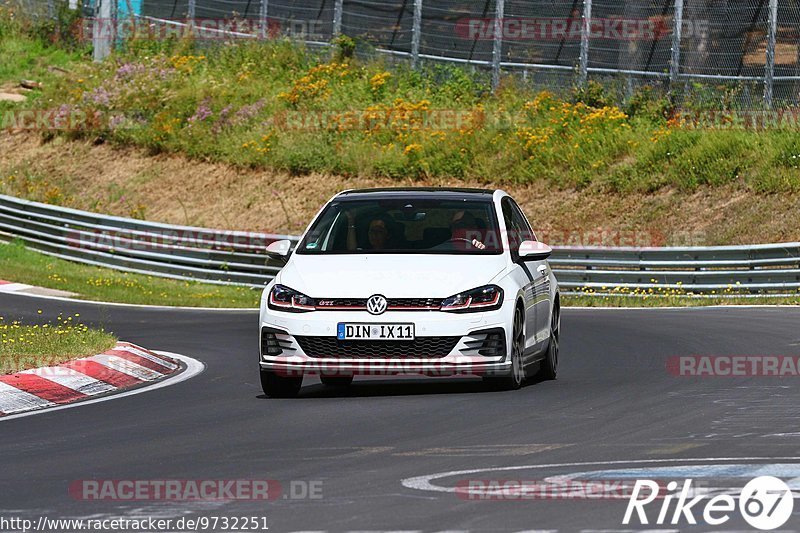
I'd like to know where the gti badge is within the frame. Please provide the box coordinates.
[366,295,388,315]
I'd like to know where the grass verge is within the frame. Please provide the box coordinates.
[1,5,798,195]
[0,240,261,307]
[1,240,797,309]
[0,313,117,374]
[563,294,800,307]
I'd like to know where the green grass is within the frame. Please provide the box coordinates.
[0,4,88,113]
[1,240,797,309]
[0,240,261,307]
[0,313,117,374]
[563,294,800,307]
[0,4,797,194]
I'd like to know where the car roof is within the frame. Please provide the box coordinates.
[335,188,497,200]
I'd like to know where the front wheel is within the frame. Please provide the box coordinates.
[260,370,302,398]
[483,306,525,391]
[536,305,559,381]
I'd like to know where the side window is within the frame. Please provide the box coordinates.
[510,201,535,243]
[501,198,522,256]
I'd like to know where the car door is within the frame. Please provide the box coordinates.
[510,199,551,343]
[501,198,537,352]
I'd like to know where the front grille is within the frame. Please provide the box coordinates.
[314,298,443,310]
[296,336,460,359]
[315,298,366,308]
[388,298,443,309]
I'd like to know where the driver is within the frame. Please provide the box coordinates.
[450,211,486,250]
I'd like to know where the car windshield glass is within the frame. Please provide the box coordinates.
[297,198,503,255]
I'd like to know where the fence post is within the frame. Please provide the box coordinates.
[411,0,423,68]
[764,0,778,108]
[491,0,505,91]
[333,0,343,38]
[187,0,196,22]
[92,0,112,61]
[578,0,591,86]
[259,0,268,39]
[669,0,683,85]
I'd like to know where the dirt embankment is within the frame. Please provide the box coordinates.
[1,132,798,246]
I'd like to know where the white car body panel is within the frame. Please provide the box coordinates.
[277,254,507,299]
[258,188,560,381]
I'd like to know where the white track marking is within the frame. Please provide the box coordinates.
[401,457,800,494]
[0,283,34,292]
[91,354,164,381]
[0,382,54,413]
[0,352,204,422]
[19,366,115,396]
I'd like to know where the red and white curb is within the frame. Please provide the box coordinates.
[0,342,185,418]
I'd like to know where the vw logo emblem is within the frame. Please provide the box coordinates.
[366,295,388,315]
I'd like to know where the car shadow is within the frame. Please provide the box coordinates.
[256,375,542,399]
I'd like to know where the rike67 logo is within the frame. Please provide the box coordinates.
[623,476,794,530]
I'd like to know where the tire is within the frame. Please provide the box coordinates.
[320,375,354,387]
[536,304,559,381]
[484,305,525,391]
[260,370,302,398]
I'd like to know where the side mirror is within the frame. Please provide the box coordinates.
[266,239,293,263]
[518,240,552,261]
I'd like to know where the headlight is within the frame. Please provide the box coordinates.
[268,284,316,313]
[441,285,503,313]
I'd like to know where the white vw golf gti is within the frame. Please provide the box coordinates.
[259,188,560,397]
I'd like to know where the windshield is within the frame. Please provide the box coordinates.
[297,198,503,255]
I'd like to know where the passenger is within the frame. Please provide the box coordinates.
[345,212,393,251]
[366,219,391,250]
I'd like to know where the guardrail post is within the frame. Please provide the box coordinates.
[491,0,505,91]
[764,0,778,108]
[578,0,591,87]
[333,0,343,38]
[411,0,423,68]
[259,0,268,39]
[92,0,113,61]
[669,0,683,86]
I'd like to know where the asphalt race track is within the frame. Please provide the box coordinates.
[2,291,800,532]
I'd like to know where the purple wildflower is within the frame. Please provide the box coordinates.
[233,99,266,124]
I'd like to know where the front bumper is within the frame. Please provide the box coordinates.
[259,307,512,377]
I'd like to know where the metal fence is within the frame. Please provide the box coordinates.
[8,0,800,105]
[3,194,800,297]
[93,0,800,107]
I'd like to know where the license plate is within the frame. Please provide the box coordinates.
[337,323,415,341]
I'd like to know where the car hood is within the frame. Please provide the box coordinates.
[277,254,507,298]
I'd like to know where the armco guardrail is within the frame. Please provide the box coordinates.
[551,245,800,294]
[0,194,297,287]
[1,194,799,295]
